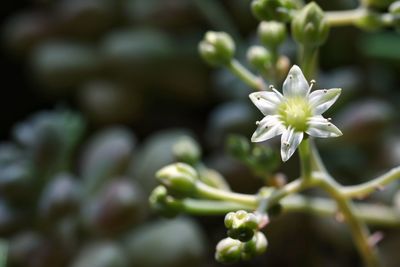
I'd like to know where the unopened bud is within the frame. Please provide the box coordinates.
[198,31,235,66]
[172,136,201,165]
[251,0,299,22]
[291,2,329,47]
[247,46,272,71]
[225,134,250,160]
[156,163,197,197]
[215,237,242,264]
[149,185,182,218]
[225,210,259,242]
[258,21,287,49]
[241,232,268,260]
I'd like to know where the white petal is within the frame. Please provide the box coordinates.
[308,88,341,115]
[280,127,303,162]
[306,115,342,138]
[282,65,309,98]
[251,115,285,142]
[249,91,283,116]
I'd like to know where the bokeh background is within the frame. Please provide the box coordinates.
[1,0,400,267]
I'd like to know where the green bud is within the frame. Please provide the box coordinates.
[149,185,182,218]
[172,136,201,165]
[258,21,287,49]
[215,237,242,264]
[251,0,299,22]
[198,168,230,191]
[389,1,400,31]
[250,145,280,175]
[225,134,250,160]
[156,162,197,197]
[225,210,259,242]
[354,9,384,31]
[198,31,235,66]
[291,2,329,47]
[241,232,268,260]
[247,46,272,71]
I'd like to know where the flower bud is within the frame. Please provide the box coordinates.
[198,31,235,66]
[225,210,259,242]
[225,134,251,160]
[247,46,272,71]
[149,185,182,218]
[251,0,299,22]
[156,163,197,197]
[241,232,268,260]
[354,9,384,31]
[291,2,329,47]
[258,21,287,49]
[215,237,242,264]
[172,136,201,165]
[390,1,400,31]
[198,168,230,191]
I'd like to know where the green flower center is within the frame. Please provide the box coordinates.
[278,97,312,132]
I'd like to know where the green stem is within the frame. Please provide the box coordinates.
[176,196,400,227]
[300,45,318,79]
[298,138,312,180]
[195,181,257,206]
[342,166,400,198]
[325,9,364,27]
[227,59,266,90]
[317,177,382,267]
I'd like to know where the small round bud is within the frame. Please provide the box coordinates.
[198,31,235,66]
[247,46,272,71]
[155,163,197,197]
[225,134,251,160]
[172,136,201,165]
[198,168,230,191]
[258,21,287,49]
[149,185,182,218]
[354,9,384,31]
[215,237,242,264]
[224,210,259,242]
[291,2,329,47]
[251,0,299,22]
[389,1,400,31]
[241,232,268,260]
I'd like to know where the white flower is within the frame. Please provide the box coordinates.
[249,65,342,162]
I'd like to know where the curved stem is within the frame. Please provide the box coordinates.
[227,59,266,91]
[317,177,382,267]
[342,166,400,198]
[195,181,257,206]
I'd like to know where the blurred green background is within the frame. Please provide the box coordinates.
[0,0,400,267]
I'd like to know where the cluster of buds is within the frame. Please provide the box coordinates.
[215,210,268,264]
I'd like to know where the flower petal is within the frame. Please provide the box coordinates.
[249,90,283,116]
[306,115,342,138]
[251,115,285,142]
[308,88,341,115]
[282,65,309,98]
[280,127,303,162]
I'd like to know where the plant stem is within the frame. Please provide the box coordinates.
[227,59,266,90]
[325,9,364,27]
[195,181,257,206]
[176,196,400,227]
[300,45,318,79]
[298,138,312,180]
[317,178,382,267]
[342,166,400,198]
